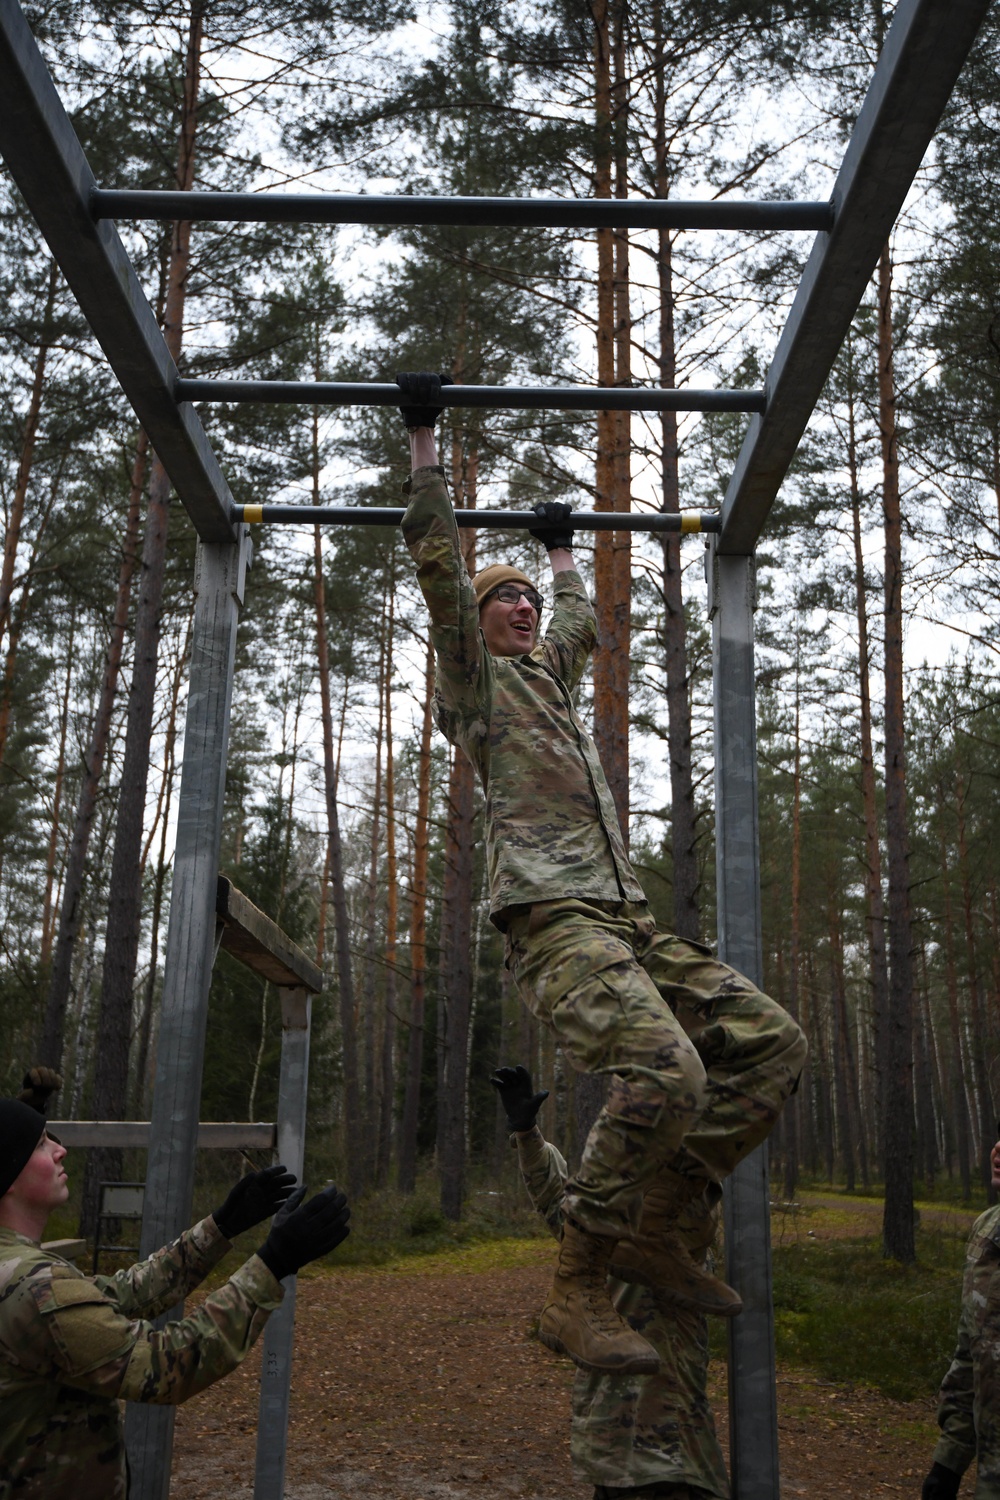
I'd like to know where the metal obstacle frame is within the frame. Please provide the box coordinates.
[0,0,990,1494]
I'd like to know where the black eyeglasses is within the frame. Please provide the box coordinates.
[485,583,544,613]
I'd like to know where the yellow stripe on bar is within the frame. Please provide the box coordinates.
[243,505,264,524]
[680,513,702,534]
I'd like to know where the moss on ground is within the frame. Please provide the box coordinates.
[767,1227,967,1401]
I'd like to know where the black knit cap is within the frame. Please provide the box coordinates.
[0,1098,46,1199]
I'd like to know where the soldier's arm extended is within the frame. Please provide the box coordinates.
[541,568,598,692]
[401,465,486,720]
[526,498,598,691]
[930,1319,976,1479]
[93,1215,231,1320]
[11,1250,283,1406]
[514,1125,569,1238]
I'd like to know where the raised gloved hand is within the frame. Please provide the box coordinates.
[257,1183,351,1280]
[17,1067,63,1115]
[528,500,574,551]
[921,1462,961,1500]
[396,371,453,431]
[489,1064,550,1133]
[212,1164,297,1240]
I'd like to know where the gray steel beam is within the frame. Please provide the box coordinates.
[706,541,777,1500]
[93,188,834,234]
[718,0,991,554]
[254,987,313,1500]
[0,0,235,543]
[236,503,719,534]
[126,530,250,1500]
[178,378,764,415]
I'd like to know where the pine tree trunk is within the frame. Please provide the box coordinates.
[591,0,631,838]
[940,812,972,1196]
[784,687,803,1199]
[437,435,478,1222]
[0,259,57,660]
[398,639,435,1193]
[41,605,76,968]
[918,944,946,1186]
[878,245,915,1261]
[41,430,148,1070]
[314,522,363,1198]
[956,769,995,1194]
[911,947,936,1190]
[376,591,398,1188]
[652,9,697,938]
[830,900,856,1191]
[361,594,386,1185]
[846,348,890,1172]
[0,441,67,788]
[132,611,191,1115]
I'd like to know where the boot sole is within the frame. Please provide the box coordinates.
[607,1261,743,1318]
[537,1328,661,1376]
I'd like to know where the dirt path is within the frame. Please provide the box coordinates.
[171,1235,942,1499]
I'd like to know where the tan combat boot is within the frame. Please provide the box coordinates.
[539,1218,661,1374]
[607,1175,742,1318]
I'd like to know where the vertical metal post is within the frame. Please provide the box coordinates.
[254,986,312,1500]
[127,529,251,1500]
[706,539,778,1500]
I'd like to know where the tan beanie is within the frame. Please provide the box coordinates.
[472,562,539,607]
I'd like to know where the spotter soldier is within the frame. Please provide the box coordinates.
[0,1072,351,1500]
[398,371,806,1378]
[922,1133,1000,1500]
[493,1064,729,1500]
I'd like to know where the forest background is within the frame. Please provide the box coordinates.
[2,0,998,1264]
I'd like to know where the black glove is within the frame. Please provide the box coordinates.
[257,1183,351,1280]
[395,371,453,431]
[17,1067,63,1115]
[528,500,574,551]
[212,1163,297,1240]
[490,1064,550,1133]
[921,1463,961,1500]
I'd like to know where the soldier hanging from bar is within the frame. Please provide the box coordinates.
[397,370,806,1377]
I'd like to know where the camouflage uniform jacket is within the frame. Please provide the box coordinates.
[514,1127,730,1497]
[401,466,644,925]
[0,1217,284,1500]
[933,1203,1000,1496]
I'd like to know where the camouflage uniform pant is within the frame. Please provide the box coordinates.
[505,898,806,1238]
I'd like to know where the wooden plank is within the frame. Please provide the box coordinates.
[216,876,323,992]
[47,1121,276,1149]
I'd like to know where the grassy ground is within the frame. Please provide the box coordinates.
[754,1187,975,1401]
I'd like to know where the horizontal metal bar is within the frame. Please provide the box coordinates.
[235,504,720,534]
[718,0,991,554]
[92,188,834,234]
[47,1121,277,1149]
[179,379,765,415]
[0,0,235,543]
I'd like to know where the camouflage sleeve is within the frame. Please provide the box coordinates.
[931,1318,976,1476]
[401,465,485,719]
[540,568,598,692]
[514,1126,568,1237]
[21,1253,283,1406]
[94,1216,230,1320]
